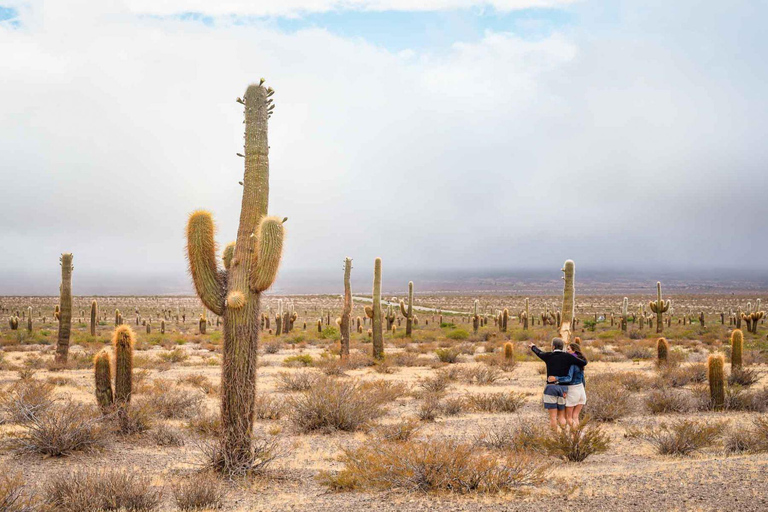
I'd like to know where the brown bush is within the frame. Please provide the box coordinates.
[583,376,634,421]
[288,377,387,432]
[322,439,551,493]
[728,367,761,387]
[153,423,185,447]
[263,340,283,354]
[146,385,203,419]
[275,370,320,392]
[0,379,54,424]
[645,388,694,414]
[186,410,222,436]
[434,348,461,364]
[44,468,162,511]
[178,374,218,395]
[117,400,156,435]
[254,392,284,420]
[0,472,37,512]
[200,435,285,476]
[417,392,443,422]
[724,416,768,453]
[627,419,725,455]
[474,418,548,453]
[541,420,610,462]
[172,472,226,511]
[10,400,105,456]
[464,392,527,413]
[371,418,423,442]
[462,365,504,385]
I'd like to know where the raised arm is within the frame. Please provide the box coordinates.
[529,344,548,361]
[568,352,587,367]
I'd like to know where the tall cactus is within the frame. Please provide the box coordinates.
[185,80,286,470]
[55,253,73,365]
[399,281,414,337]
[523,298,529,330]
[113,325,134,405]
[472,300,479,333]
[372,258,383,360]
[27,307,32,332]
[621,297,628,332]
[90,300,97,336]
[731,329,743,369]
[707,354,725,410]
[649,281,670,334]
[340,257,352,360]
[559,260,575,343]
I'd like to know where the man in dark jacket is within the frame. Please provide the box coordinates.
[529,338,587,428]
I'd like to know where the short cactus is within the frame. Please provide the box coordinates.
[656,337,668,364]
[55,253,73,364]
[707,354,725,410]
[621,297,628,332]
[113,325,135,405]
[649,282,670,334]
[199,314,207,334]
[501,308,509,332]
[94,350,114,411]
[161,319,166,334]
[730,329,743,369]
[90,300,97,336]
[472,300,479,333]
[27,307,32,332]
[503,342,514,361]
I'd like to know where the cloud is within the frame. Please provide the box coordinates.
[0,0,766,294]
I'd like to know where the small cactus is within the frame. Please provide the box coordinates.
[90,300,97,336]
[621,297,628,332]
[707,354,725,410]
[161,319,166,334]
[372,258,383,360]
[27,307,32,332]
[94,350,114,411]
[503,342,514,361]
[199,314,207,334]
[656,337,668,364]
[731,329,743,369]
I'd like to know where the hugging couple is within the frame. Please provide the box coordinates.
[529,338,587,429]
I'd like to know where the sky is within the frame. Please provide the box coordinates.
[0,1,767,295]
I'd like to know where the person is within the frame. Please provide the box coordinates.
[529,338,587,429]
[547,342,587,427]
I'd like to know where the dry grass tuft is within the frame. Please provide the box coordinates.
[371,418,423,442]
[0,472,37,512]
[583,376,634,421]
[541,420,610,462]
[464,392,527,413]
[10,400,105,456]
[275,370,320,392]
[627,419,725,456]
[0,379,54,424]
[171,472,227,511]
[44,468,162,511]
[645,388,694,414]
[724,416,768,453]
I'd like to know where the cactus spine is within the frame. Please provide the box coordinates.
[560,260,575,343]
[656,337,668,364]
[649,282,670,334]
[90,300,97,336]
[707,354,725,410]
[340,257,352,360]
[186,81,286,469]
[372,258,383,360]
[399,281,414,337]
[55,253,73,365]
[94,350,114,411]
[731,329,743,369]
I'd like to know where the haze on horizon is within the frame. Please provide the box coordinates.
[1,1,766,296]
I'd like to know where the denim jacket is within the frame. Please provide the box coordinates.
[555,363,584,386]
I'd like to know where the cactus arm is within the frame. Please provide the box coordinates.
[186,210,226,316]
[399,300,407,317]
[249,216,286,292]
[222,242,236,270]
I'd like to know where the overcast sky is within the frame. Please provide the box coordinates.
[1,1,766,295]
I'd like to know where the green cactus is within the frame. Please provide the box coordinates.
[560,260,575,343]
[731,329,743,369]
[115,309,121,326]
[89,300,97,336]
[185,81,286,469]
[656,337,668,364]
[161,319,166,334]
[399,281,414,337]
[27,307,32,332]
[372,258,383,360]
[275,300,283,336]
[707,354,725,410]
[55,253,73,365]
[649,281,670,334]
[199,314,206,335]
[385,302,396,330]
[340,257,352,360]
[472,300,479,333]
[740,299,764,334]
[503,342,514,361]
[94,350,114,411]
[523,298,529,330]
[113,325,134,405]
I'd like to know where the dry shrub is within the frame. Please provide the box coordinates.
[464,392,527,413]
[288,377,387,432]
[0,472,37,512]
[158,348,189,363]
[645,388,694,414]
[200,435,285,477]
[388,352,425,367]
[263,340,283,354]
[10,400,105,456]
[462,365,504,385]
[322,439,551,493]
[275,370,320,392]
[146,384,203,419]
[694,385,768,412]
[622,346,653,360]
[657,365,699,387]
[418,372,452,394]
[254,392,284,420]
[434,348,461,364]
[616,371,654,392]
[153,423,185,447]
[117,400,156,435]
[541,421,610,462]
[172,472,226,511]
[729,367,761,387]
[725,416,768,453]
[441,396,466,416]
[186,410,221,436]
[44,468,162,512]
[0,379,54,424]
[474,418,547,453]
[179,374,218,395]
[583,376,634,421]
[417,392,443,422]
[628,419,725,455]
[372,418,423,442]
[358,380,409,403]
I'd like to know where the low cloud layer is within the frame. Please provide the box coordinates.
[1,1,766,294]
